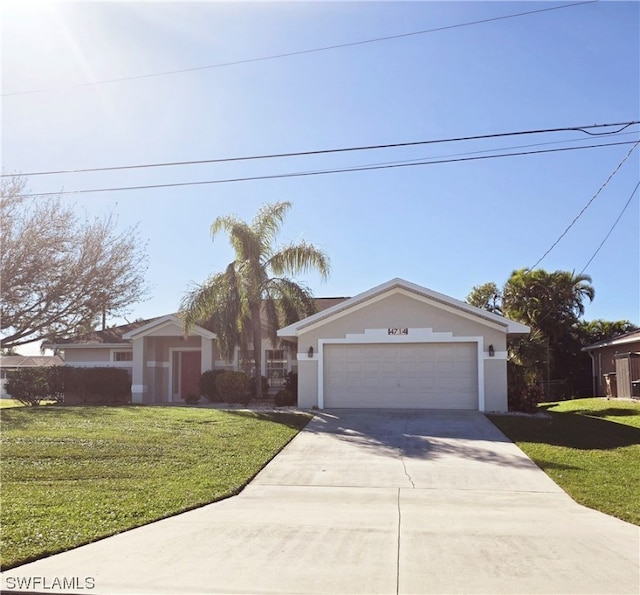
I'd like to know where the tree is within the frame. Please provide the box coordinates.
[180,201,330,399]
[0,177,149,349]
[575,319,638,345]
[468,268,598,400]
[466,282,502,314]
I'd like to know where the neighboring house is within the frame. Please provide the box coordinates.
[43,278,531,411]
[43,299,347,405]
[278,278,529,412]
[0,355,64,398]
[582,329,640,398]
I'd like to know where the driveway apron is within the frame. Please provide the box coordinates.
[2,410,638,594]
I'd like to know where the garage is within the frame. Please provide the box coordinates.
[277,278,530,412]
[324,343,477,409]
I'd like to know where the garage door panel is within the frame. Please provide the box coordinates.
[324,343,477,409]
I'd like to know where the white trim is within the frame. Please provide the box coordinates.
[168,347,201,403]
[316,328,486,412]
[132,384,146,393]
[65,361,132,368]
[146,361,169,368]
[123,315,216,340]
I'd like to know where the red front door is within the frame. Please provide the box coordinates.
[180,351,201,398]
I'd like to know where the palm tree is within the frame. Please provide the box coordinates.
[180,201,330,399]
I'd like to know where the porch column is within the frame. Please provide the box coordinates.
[201,337,213,374]
[131,337,145,403]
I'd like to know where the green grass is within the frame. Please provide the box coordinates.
[0,399,24,408]
[488,398,640,526]
[0,405,311,570]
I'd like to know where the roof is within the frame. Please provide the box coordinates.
[0,355,64,368]
[43,317,165,348]
[581,328,640,352]
[278,278,531,338]
[42,298,351,348]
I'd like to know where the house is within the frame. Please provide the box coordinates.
[44,279,530,411]
[582,329,640,398]
[0,355,64,398]
[43,300,347,405]
[278,278,529,412]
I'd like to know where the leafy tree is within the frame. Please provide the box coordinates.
[180,201,330,399]
[466,282,502,314]
[0,177,149,349]
[575,319,638,345]
[468,268,600,401]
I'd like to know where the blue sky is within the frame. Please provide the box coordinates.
[2,1,639,347]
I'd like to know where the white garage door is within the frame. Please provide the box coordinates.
[324,343,478,409]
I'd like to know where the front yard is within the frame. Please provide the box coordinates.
[0,406,311,570]
[488,397,640,526]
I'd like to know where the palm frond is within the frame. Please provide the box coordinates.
[252,201,291,255]
[267,241,330,280]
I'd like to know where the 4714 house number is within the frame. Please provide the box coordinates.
[387,328,408,335]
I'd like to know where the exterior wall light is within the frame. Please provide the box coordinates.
[308,346,314,358]
[488,344,495,357]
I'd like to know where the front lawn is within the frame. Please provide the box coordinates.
[0,406,311,570]
[488,398,640,526]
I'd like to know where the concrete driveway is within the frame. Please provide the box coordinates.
[2,410,638,594]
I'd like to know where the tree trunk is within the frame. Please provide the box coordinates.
[250,303,263,400]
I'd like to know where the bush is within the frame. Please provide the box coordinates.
[508,384,544,413]
[283,371,298,399]
[183,393,201,405]
[249,375,269,399]
[215,371,250,405]
[199,369,227,403]
[4,368,51,406]
[5,366,130,406]
[274,389,296,407]
[63,367,131,405]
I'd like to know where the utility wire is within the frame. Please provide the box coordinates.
[19,140,637,198]
[530,140,640,269]
[580,180,640,274]
[2,1,597,97]
[4,121,636,179]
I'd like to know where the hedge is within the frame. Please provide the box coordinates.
[4,367,131,406]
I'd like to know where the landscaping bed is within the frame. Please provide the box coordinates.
[488,397,640,526]
[0,405,311,570]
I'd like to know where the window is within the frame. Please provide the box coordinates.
[113,351,133,362]
[266,349,287,388]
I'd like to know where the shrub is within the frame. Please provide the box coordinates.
[5,366,130,406]
[199,369,227,402]
[249,375,269,399]
[508,384,544,413]
[274,389,296,407]
[215,371,250,405]
[183,393,201,405]
[284,371,298,399]
[63,367,131,405]
[4,368,51,406]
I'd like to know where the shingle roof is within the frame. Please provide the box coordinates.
[581,328,640,351]
[0,355,64,368]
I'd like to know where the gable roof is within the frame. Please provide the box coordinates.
[278,278,530,338]
[122,314,216,340]
[581,328,640,352]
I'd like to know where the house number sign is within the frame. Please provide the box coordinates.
[388,328,408,335]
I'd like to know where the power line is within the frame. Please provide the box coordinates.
[530,141,640,269]
[2,1,597,97]
[19,139,637,198]
[4,121,636,179]
[580,180,640,274]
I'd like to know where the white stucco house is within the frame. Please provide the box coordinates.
[45,278,529,412]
